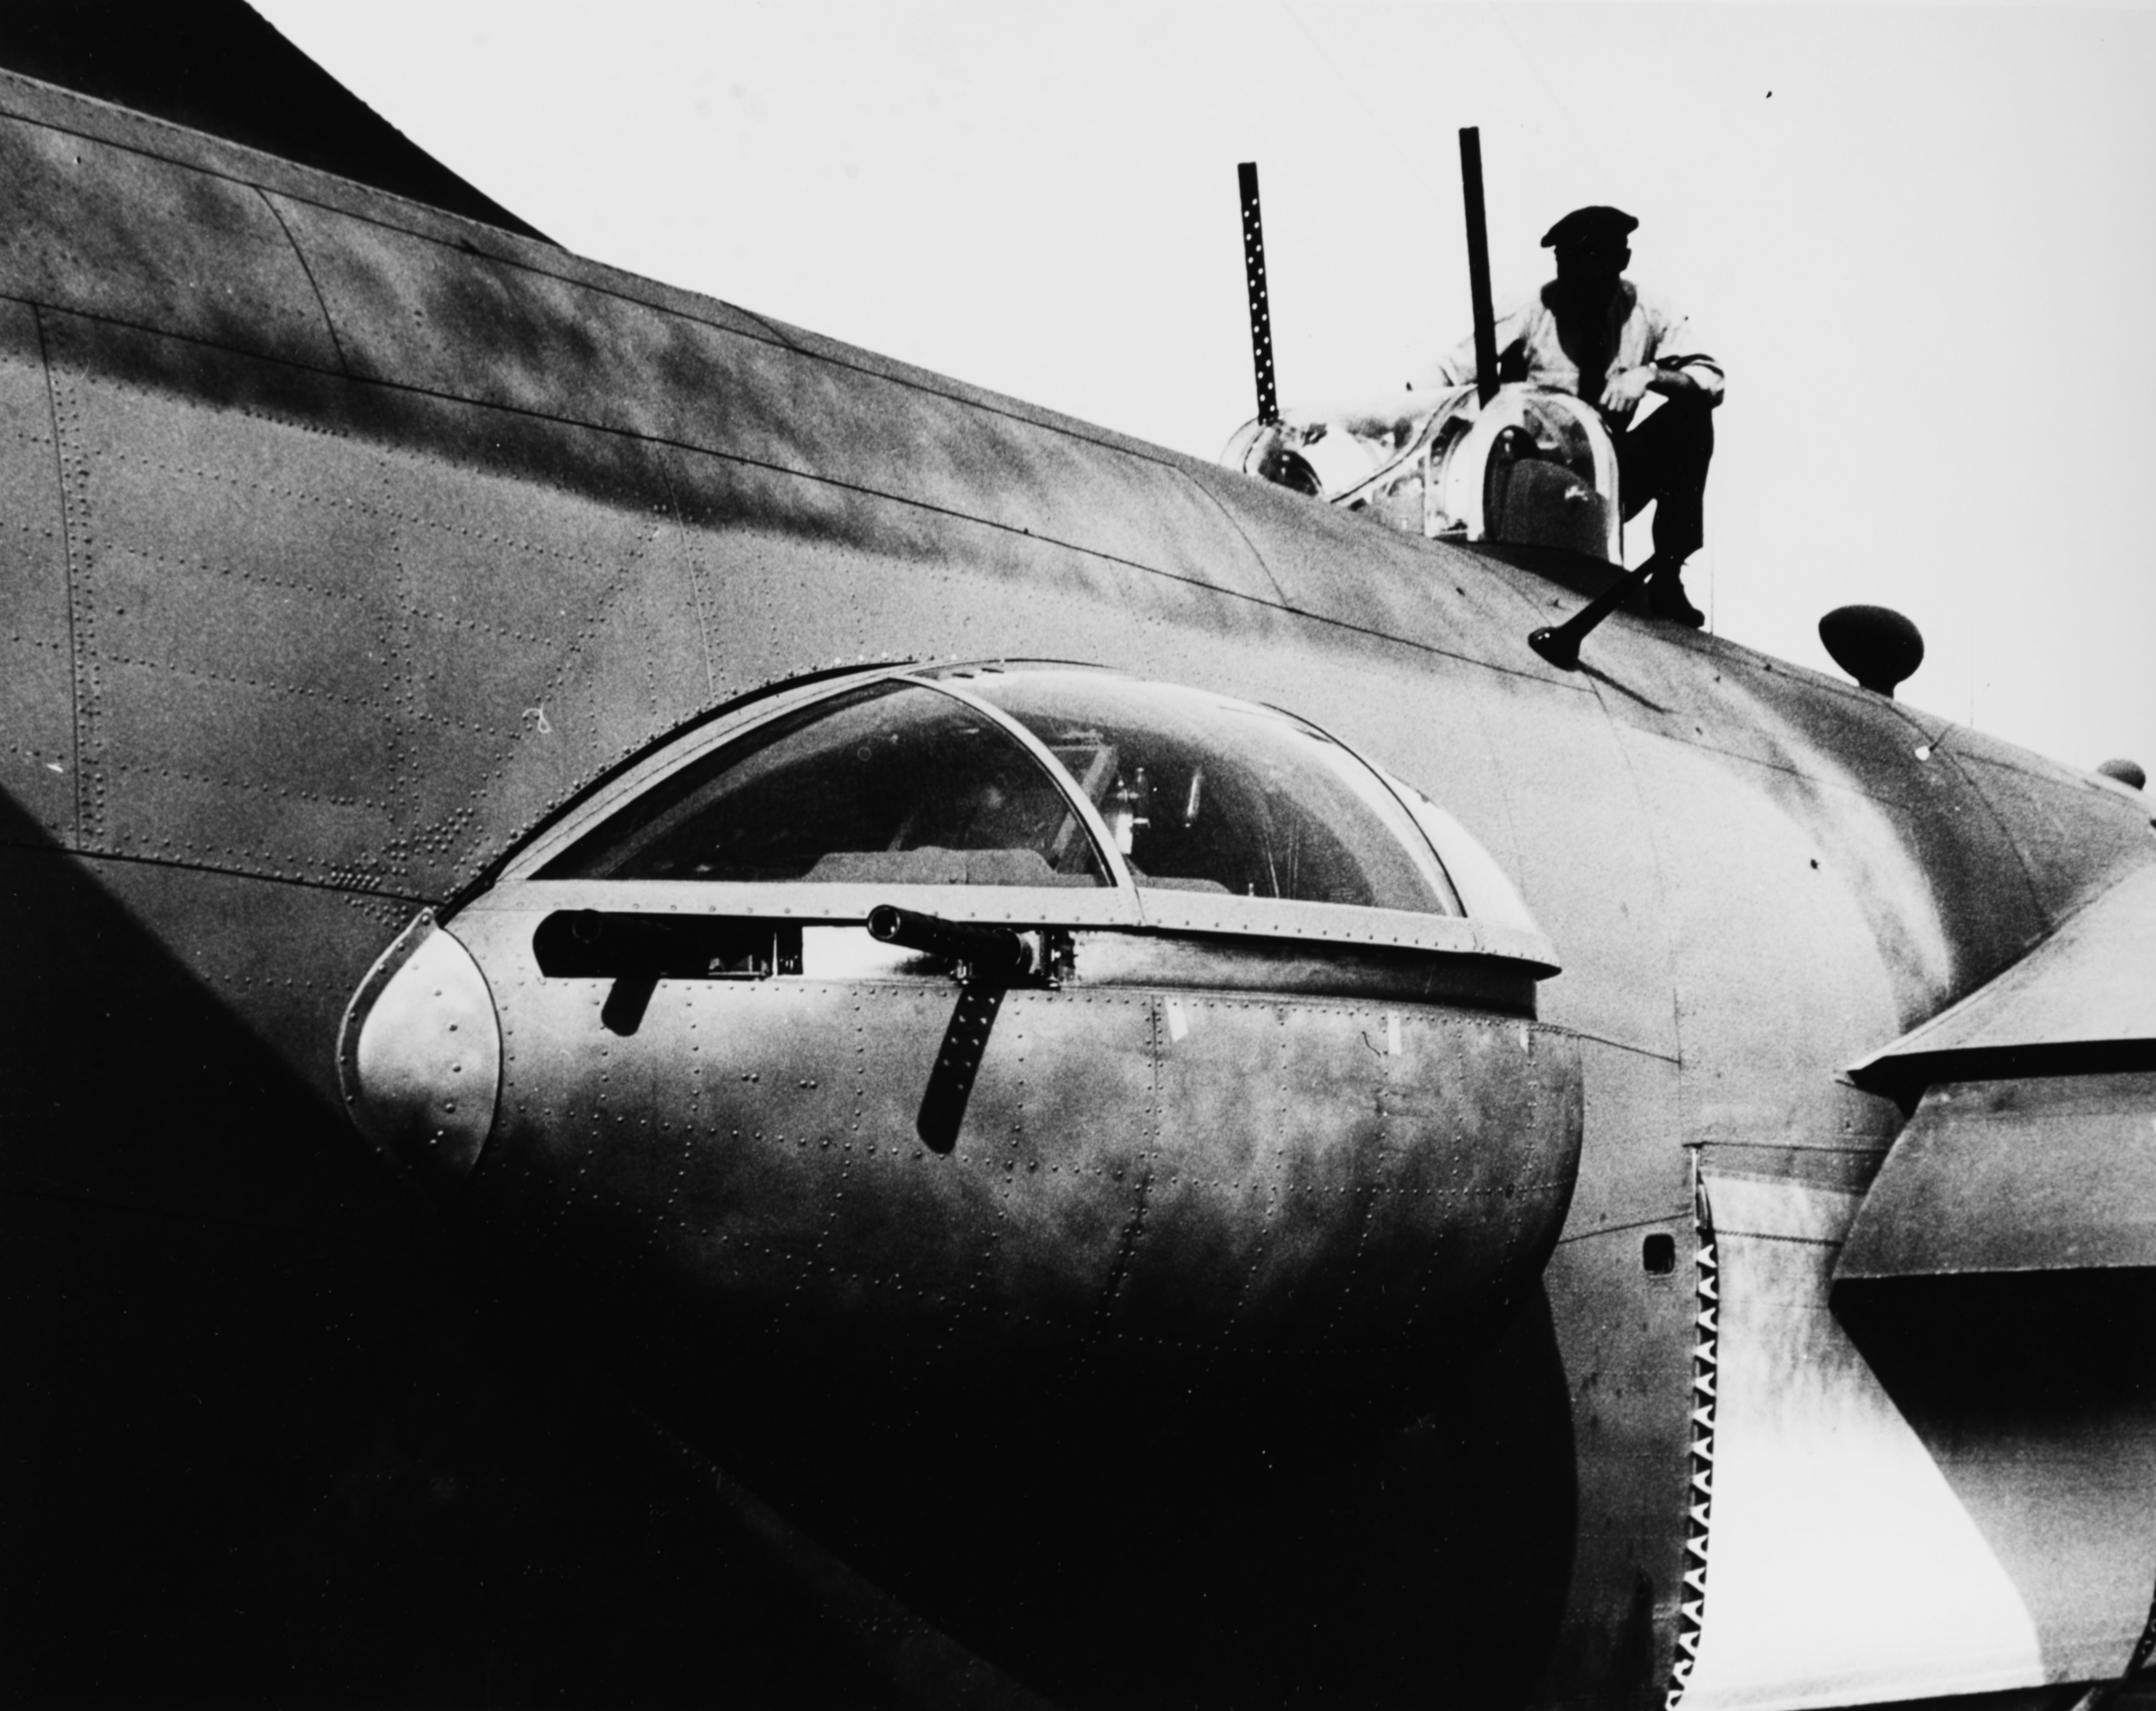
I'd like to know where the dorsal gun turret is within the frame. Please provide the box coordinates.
[1225,140,1620,560]
[1223,384,1621,560]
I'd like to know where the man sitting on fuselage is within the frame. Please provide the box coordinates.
[1429,204,1723,626]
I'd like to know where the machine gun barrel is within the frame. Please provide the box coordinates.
[1237,162,1281,426]
[1458,128,1500,407]
[867,905,1034,979]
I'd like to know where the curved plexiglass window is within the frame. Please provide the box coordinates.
[544,680,1108,885]
[1510,390,1602,486]
[958,670,1460,914]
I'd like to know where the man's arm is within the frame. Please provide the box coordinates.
[1602,291,1724,413]
[1599,360,1721,414]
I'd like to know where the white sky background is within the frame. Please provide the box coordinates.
[256,1,2156,777]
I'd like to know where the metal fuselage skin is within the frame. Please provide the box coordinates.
[3,69,2152,1711]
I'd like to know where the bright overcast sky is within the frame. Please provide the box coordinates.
[256,2,2156,778]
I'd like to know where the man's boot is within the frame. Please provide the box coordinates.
[1648,561,1706,629]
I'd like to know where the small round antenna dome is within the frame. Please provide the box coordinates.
[1819,605,1924,698]
[2096,758,2146,790]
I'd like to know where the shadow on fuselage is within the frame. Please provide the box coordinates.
[1836,1271,2156,1443]
[1114,1281,1579,1711]
[608,1272,1579,1709]
[0,787,908,1708]
[1837,1267,2156,1678]
[1,766,1579,1706]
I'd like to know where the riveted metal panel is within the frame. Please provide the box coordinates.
[454,894,1579,1460]
[475,958,1163,1383]
[917,984,1162,1367]
[267,194,1285,608]
[340,912,502,1188]
[365,437,716,877]
[269,190,731,421]
[0,66,561,270]
[1126,996,1577,1359]
[43,316,718,890]
[40,314,394,869]
[0,298,74,841]
[94,659,400,882]
[0,114,339,370]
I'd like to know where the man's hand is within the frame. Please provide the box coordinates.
[1601,364,1711,414]
[1598,365,1658,414]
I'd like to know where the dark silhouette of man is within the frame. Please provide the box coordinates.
[1422,205,1722,626]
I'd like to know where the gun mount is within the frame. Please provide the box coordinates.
[1224,382,1623,561]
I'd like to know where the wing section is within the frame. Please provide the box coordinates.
[1840,861,2156,1280]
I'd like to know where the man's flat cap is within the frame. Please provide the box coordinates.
[1541,205,1638,248]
